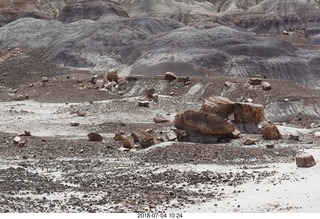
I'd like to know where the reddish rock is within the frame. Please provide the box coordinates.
[87,133,103,142]
[121,136,135,149]
[153,115,168,123]
[234,102,264,124]
[261,123,282,140]
[296,154,316,168]
[202,96,235,118]
[249,77,262,85]
[173,110,235,136]
[106,70,118,82]
[243,138,259,145]
[131,130,154,148]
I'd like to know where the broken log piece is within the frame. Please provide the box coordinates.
[296,154,316,168]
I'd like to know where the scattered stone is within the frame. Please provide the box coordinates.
[70,121,80,127]
[289,134,299,141]
[261,123,282,140]
[146,88,156,98]
[164,72,177,81]
[230,128,241,139]
[249,77,262,85]
[314,131,320,137]
[243,138,259,145]
[262,81,272,90]
[19,131,31,136]
[234,102,264,124]
[131,130,154,148]
[29,83,34,87]
[95,79,105,88]
[121,136,135,149]
[77,111,87,117]
[284,98,289,102]
[170,92,175,96]
[174,110,235,136]
[76,79,83,83]
[87,133,103,142]
[266,144,275,149]
[201,96,235,118]
[296,154,316,168]
[153,114,169,123]
[42,76,49,82]
[166,130,177,141]
[16,94,29,101]
[138,100,150,107]
[106,70,118,82]
[151,93,159,101]
[13,136,21,144]
[18,141,26,147]
[90,75,103,84]
[246,98,253,103]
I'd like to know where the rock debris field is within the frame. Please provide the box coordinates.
[1,0,320,214]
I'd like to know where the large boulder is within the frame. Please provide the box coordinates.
[234,102,264,124]
[131,130,154,148]
[173,110,234,136]
[201,96,235,118]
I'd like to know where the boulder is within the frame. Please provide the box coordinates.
[87,133,103,142]
[131,130,154,148]
[234,102,264,124]
[106,70,118,82]
[296,154,316,168]
[164,72,177,81]
[114,130,125,141]
[261,123,282,140]
[201,96,235,118]
[173,110,235,136]
[117,77,127,90]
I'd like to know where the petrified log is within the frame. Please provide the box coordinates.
[296,154,316,168]
[201,96,235,118]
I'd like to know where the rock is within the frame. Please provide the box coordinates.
[201,96,235,118]
[70,121,80,127]
[314,131,320,137]
[234,102,264,124]
[19,131,31,136]
[229,128,241,139]
[90,75,103,84]
[151,93,159,101]
[266,144,275,149]
[13,136,21,144]
[16,94,29,101]
[173,110,235,136]
[106,70,118,82]
[249,77,262,85]
[131,130,154,148]
[153,114,168,123]
[164,72,177,81]
[296,154,316,168]
[42,76,49,82]
[246,98,253,103]
[114,131,125,141]
[18,141,26,147]
[166,130,177,141]
[176,77,189,87]
[77,111,87,117]
[262,81,272,90]
[121,136,135,149]
[261,123,282,140]
[87,133,103,142]
[170,92,175,96]
[243,138,259,145]
[289,134,299,141]
[95,79,105,89]
[117,77,127,90]
[146,88,156,98]
[138,100,150,107]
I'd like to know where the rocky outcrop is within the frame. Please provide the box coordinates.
[174,110,235,136]
[234,102,264,124]
[57,0,129,23]
[201,96,235,118]
[0,0,58,26]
